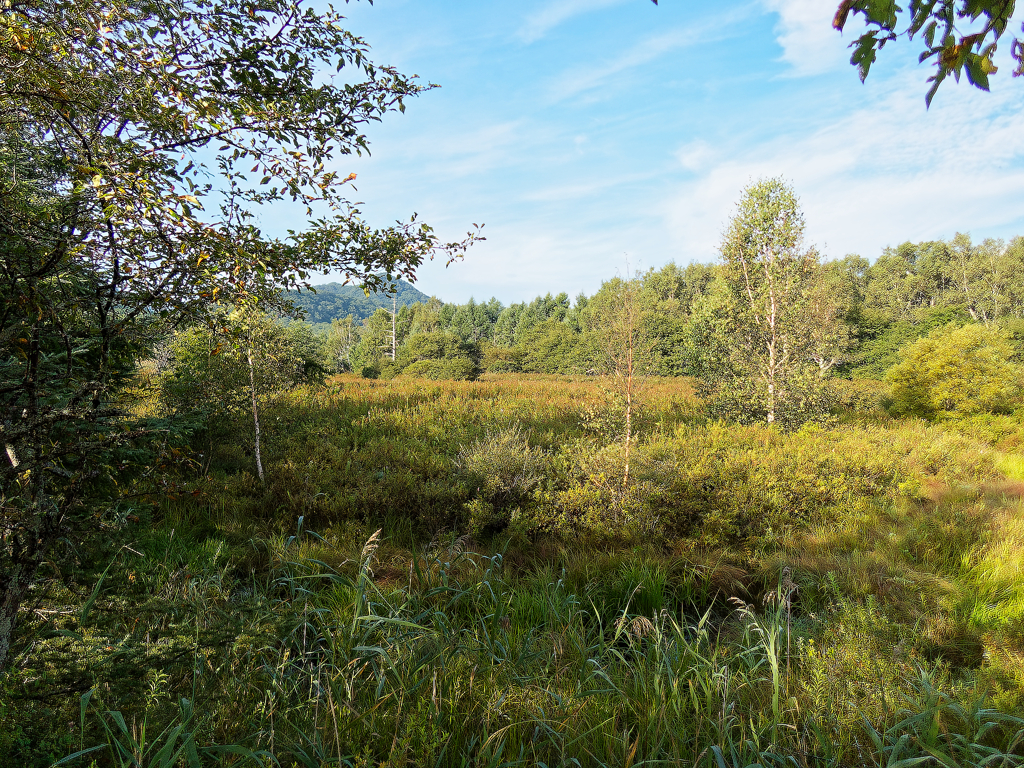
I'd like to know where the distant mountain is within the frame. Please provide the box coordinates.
[287,279,434,324]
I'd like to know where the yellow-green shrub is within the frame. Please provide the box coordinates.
[887,324,1022,418]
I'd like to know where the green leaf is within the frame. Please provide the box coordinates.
[925,73,945,107]
[851,32,880,82]
[51,745,106,766]
[965,54,991,90]
[80,555,118,627]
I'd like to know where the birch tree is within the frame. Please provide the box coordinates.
[591,273,655,489]
[709,178,830,426]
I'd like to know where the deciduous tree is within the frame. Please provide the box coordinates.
[832,0,1021,105]
[887,323,1022,416]
[591,273,655,490]
[704,178,832,426]
[0,0,478,670]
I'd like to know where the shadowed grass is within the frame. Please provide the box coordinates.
[3,376,1024,767]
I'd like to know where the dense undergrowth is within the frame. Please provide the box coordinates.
[3,375,1024,767]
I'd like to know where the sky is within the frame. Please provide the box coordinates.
[268,0,1024,304]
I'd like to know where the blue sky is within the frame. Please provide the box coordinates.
[277,0,1024,304]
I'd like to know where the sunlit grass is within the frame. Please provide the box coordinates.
[4,376,1024,767]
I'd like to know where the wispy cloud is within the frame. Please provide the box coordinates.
[345,118,541,186]
[296,1,1024,304]
[664,71,1024,263]
[544,5,755,103]
[522,170,658,203]
[675,140,718,174]
[547,26,710,102]
[761,0,861,76]
[409,214,665,303]
[518,0,631,44]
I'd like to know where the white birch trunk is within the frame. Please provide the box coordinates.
[247,343,265,483]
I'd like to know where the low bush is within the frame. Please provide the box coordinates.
[402,357,479,380]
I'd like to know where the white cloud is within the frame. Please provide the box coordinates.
[762,0,857,76]
[522,170,657,203]
[545,6,755,103]
[675,140,718,173]
[664,72,1024,264]
[410,214,665,303]
[518,0,631,44]
[344,118,539,186]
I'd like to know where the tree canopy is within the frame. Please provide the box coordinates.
[0,0,478,671]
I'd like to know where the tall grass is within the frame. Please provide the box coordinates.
[1,375,1022,767]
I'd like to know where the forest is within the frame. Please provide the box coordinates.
[295,231,1024,385]
[4,1,1024,767]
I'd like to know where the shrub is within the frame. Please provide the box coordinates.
[402,358,479,381]
[831,378,889,415]
[379,360,403,379]
[481,343,526,373]
[886,323,1022,418]
[455,426,546,505]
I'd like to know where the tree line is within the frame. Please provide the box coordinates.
[298,221,1024,387]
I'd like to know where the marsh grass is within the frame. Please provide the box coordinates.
[3,375,1024,767]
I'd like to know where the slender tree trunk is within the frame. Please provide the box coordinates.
[622,295,637,493]
[767,302,778,425]
[247,343,265,483]
[623,368,632,490]
[391,296,397,361]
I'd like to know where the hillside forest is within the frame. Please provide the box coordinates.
[5,2,1024,768]
[286,231,1024,385]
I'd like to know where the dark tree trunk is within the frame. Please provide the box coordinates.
[0,507,60,671]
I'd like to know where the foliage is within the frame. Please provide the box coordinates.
[886,322,1023,417]
[159,310,328,479]
[395,331,481,380]
[588,273,656,489]
[455,425,548,536]
[306,238,1024,385]
[701,178,834,427]
[56,686,269,768]
[481,343,527,373]
[322,315,359,373]
[402,357,479,381]
[846,305,972,379]
[161,313,325,418]
[832,0,1021,106]
[2,374,1024,767]
[456,426,547,502]
[0,0,479,671]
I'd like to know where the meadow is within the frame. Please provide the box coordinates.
[3,374,1024,768]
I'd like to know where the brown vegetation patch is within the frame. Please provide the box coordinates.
[983,479,1024,498]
